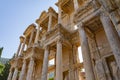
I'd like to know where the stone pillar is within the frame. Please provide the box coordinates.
[26,57,34,80]
[48,14,52,32]
[20,38,26,55]
[58,4,62,24]
[34,26,40,44]
[16,42,22,57]
[19,60,27,80]
[41,46,49,80]
[7,68,13,80]
[100,12,120,69]
[73,0,79,11]
[73,46,79,80]
[99,0,120,35]
[109,10,120,35]
[56,39,63,80]
[12,68,18,80]
[78,23,95,80]
[28,29,35,47]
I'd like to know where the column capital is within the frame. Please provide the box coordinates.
[20,36,25,43]
[57,38,63,44]
[30,57,34,61]
[77,22,84,28]
[44,45,49,51]
[10,67,13,72]
[100,10,109,17]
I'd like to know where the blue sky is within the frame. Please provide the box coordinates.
[0,0,57,58]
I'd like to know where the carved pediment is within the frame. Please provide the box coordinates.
[40,11,47,20]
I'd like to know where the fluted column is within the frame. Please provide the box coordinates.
[78,23,95,80]
[7,68,13,80]
[12,68,18,80]
[28,29,35,47]
[19,60,27,80]
[34,26,40,44]
[26,57,34,80]
[56,39,63,80]
[73,0,79,11]
[48,14,52,32]
[41,46,49,80]
[100,12,120,69]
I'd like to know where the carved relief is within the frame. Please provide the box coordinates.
[95,60,107,80]
[110,61,120,80]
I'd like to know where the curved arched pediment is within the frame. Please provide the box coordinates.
[39,11,47,20]
[23,23,36,37]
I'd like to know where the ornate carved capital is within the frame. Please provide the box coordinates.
[57,37,63,44]
[44,45,50,51]
[77,22,85,31]
[20,36,25,43]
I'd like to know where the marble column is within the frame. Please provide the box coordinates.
[48,14,52,32]
[78,23,95,80]
[100,12,120,69]
[99,0,120,35]
[58,4,62,24]
[7,68,13,80]
[56,39,63,80]
[34,26,40,44]
[73,46,79,80]
[16,42,22,57]
[73,0,79,11]
[20,38,26,55]
[28,29,35,47]
[12,68,18,80]
[26,57,34,80]
[19,60,27,80]
[41,46,49,80]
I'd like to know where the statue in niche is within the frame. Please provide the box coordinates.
[95,60,107,80]
[110,61,120,80]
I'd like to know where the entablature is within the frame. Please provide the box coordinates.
[23,47,44,61]
[74,0,100,23]
[43,24,72,48]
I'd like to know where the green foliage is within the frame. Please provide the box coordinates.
[0,47,3,57]
[0,61,10,80]
[49,77,54,80]
[0,63,4,74]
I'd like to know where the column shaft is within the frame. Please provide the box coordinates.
[34,26,40,44]
[41,46,49,80]
[28,29,34,47]
[58,5,62,24]
[100,12,120,69]
[19,60,26,80]
[78,23,95,80]
[12,68,18,80]
[48,14,52,32]
[26,58,34,80]
[20,38,26,55]
[16,42,22,57]
[73,0,79,11]
[56,40,63,80]
[7,68,13,80]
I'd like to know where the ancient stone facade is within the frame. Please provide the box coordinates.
[8,0,120,80]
